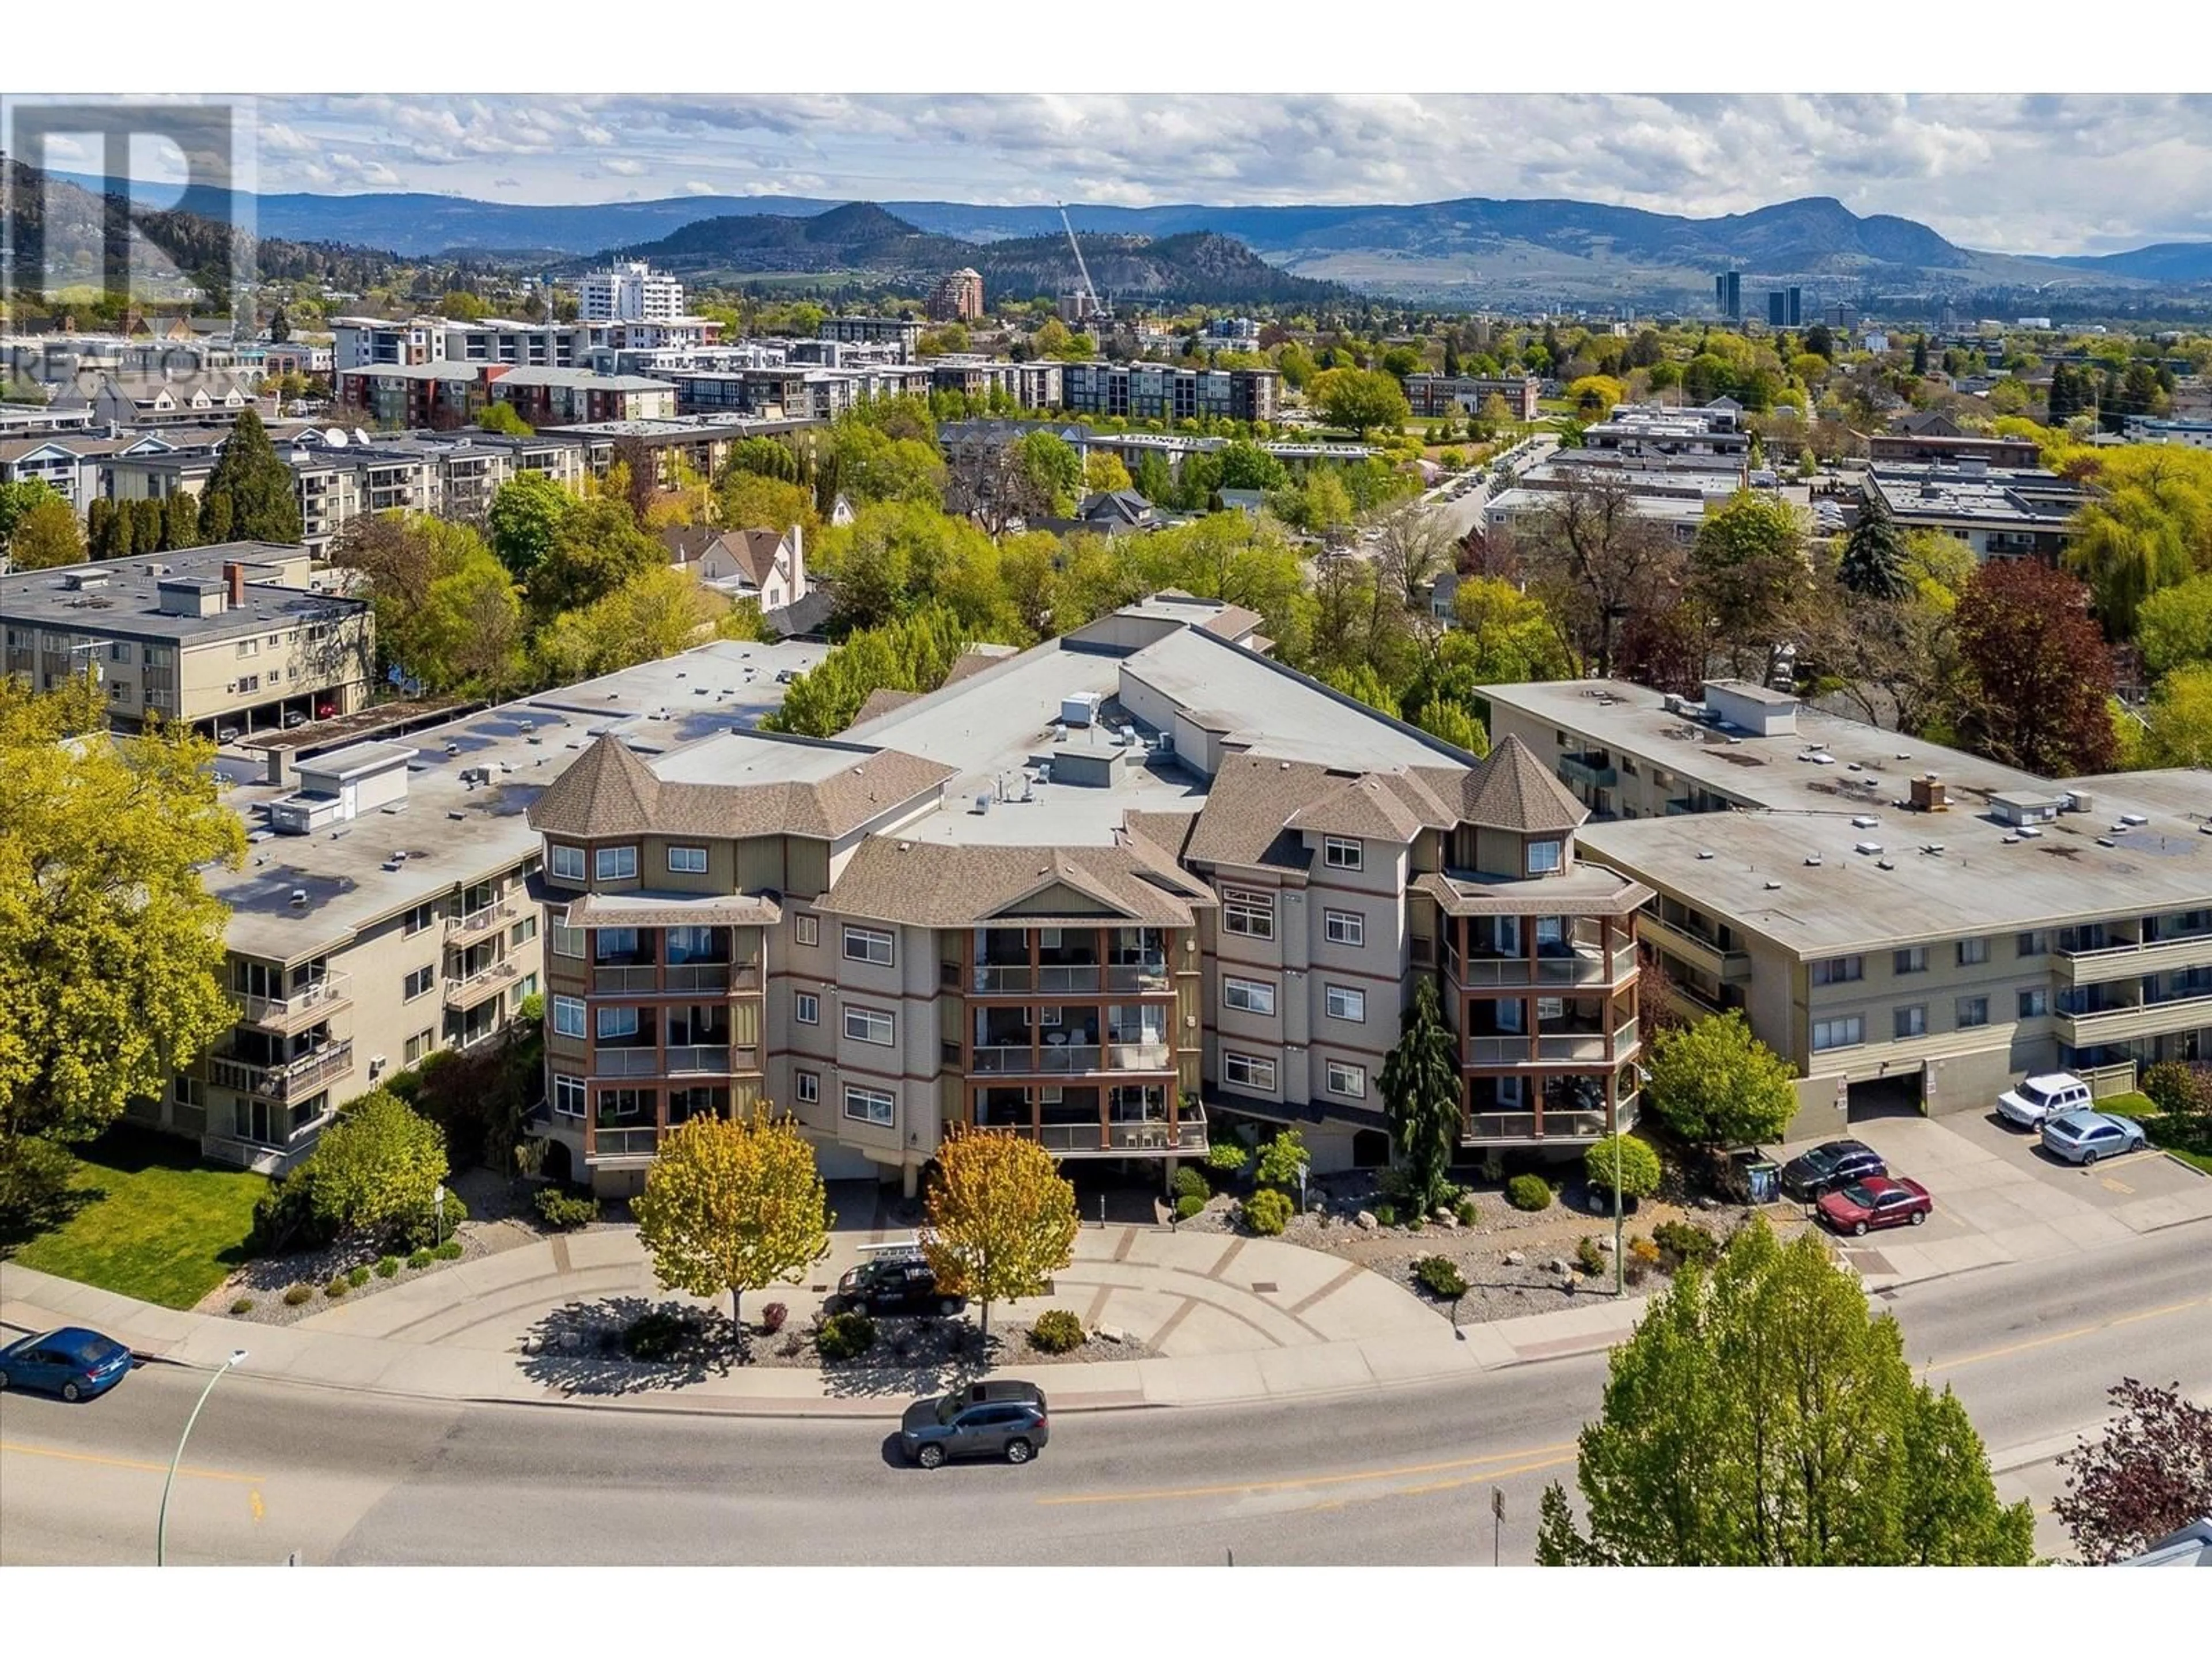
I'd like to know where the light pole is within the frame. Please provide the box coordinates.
[1613,1128,1625,1298]
[157,1348,247,1566]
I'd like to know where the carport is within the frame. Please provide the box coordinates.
[1846,1072,1922,1123]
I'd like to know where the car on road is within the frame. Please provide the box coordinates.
[2039,1109,2149,1166]
[900,1380,1050,1468]
[0,1326,134,1402]
[834,1255,965,1317]
[1997,1072,2092,1130]
[1816,1176,1932,1236]
[1779,1139,1888,1201]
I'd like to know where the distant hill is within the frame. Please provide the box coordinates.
[2047,241,2212,283]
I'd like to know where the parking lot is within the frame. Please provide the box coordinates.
[1775,1105,2212,1291]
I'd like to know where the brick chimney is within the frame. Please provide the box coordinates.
[224,561,245,608]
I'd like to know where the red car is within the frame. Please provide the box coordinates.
[1817,1176,1931,1236]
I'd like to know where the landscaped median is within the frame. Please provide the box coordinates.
[2098,1088,2212,1176]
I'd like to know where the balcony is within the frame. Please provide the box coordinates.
[2056,991,2212,1047]
[1018,1108,1207,1157]
[1107,961,1172,994]
[1639,912,1751,983]
[665,1044,759,1076]
[1466,1020,1639,1067]
[665,961,743,994]
[588,1125,661,1161]
[210,1039,355,1101]
[593,964,659,994]
[2055,930,2212,988]
[1453,946,1639,988]
[971,963,1104,995]
[445,899,516,940]
[591,1047,662,1078]
[1558,753,1618,791]
[1463,1108,1613,1143]
[444,960,518,1008]
[233,971,353,1032]
[199,1130,321,1175]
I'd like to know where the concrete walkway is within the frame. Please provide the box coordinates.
[1,1233,1650,1418]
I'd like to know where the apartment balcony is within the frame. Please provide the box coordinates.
[1463,1094,1634,1147]
[666,960,759,994]
[444,899,517,940]
[1453,945,1639,989]
[970,963,1106,995]
[444,959,518,1009]
[210,1039,355,1102]
[1107,962,1172,994]
[233,971,353,1033]
[2056,991,2212,1048]
[587,1125,661,1163]
[1558,753,1618,791]
[199,1130,321,1175]
[664,1044,760,1077]
[1016,1108,1207,1158]
[2055,931,2212,988]
[590,1047,664,1078]
[1466,1020,1640,1068]
[593,964,660,994]
[1639,912,1752,983]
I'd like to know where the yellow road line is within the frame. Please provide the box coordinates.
[0,1440,265,1485]
[1924,1293,2212,1373]
[1037,1440,1577,1507]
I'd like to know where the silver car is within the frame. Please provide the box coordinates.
[2039,1109,2149,1166]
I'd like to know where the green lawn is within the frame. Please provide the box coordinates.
[12,1128,270,1309]
[2096,1093,2212,1175]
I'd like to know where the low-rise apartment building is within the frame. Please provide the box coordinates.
[665,363,934,421]
[1483,675,2212,1141]
[925,355,1064,410]
[820,316,925,364]
[1865,460,2085,560]
[1582,402,1751,460]
[488,368,677,427]
[1,542,373,736]
[1059,362,1282,425]
[1403,373,1543,422]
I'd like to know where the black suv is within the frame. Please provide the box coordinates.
[900,1380,1051,1468]
[1779,1139,1887,1201]
[834,1256,965,1317]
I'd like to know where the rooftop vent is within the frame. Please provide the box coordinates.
[1695,850,1714,861]
[1851,815,1880,829]
[1921,843,1946,855]
[2121,812,2149,827]
[1855,841,1883,855]
[2018,826,2042,839]
[1877,858,1895,870]
[289,888,308,908]
[1763,880,1782,891]
[2096,836,2116,848]
[1804,854,1823,866]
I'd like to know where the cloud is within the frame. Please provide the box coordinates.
[603,158,647,176]
[681,180,719,195]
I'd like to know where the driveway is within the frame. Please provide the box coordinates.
[1779,1111,2212,1290]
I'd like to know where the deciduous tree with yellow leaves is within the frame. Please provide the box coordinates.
[923,1127,1080,1344]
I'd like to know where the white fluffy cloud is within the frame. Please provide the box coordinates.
[249,93,2212,253]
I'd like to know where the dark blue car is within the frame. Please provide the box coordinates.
[0,1326,135,1402]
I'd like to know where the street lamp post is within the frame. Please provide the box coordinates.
[1613,1130,1625,1298]
[156,1349,247,1566]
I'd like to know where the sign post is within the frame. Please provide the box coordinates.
[1491,1486,1505,1567]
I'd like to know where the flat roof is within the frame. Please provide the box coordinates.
[0,543,363,645]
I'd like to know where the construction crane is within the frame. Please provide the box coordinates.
[1058,201,1106,321]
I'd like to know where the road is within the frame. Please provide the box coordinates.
[1423,433,1555,541]
[3,1222,2205,1566]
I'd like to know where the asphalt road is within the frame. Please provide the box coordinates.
[3,1220,2206,1567]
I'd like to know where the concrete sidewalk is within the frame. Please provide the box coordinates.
[0,1255,1649,1419]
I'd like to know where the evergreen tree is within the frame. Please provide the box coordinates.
[199,410,303,544]
[1442,338,1461,378]
[268,305,292,343]
[1838,491,1912,600]
[161,490,202,551]
[84,499,119,560]
[1911,334,1929,377]
[130,498,164,556]
[1381,976,1463,1215]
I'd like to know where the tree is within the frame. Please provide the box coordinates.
[476,400,533,437]
[302,1089,449,1243]
[2138,666,2212,768]
[1952,559,2117,776]
[1014,429,1082,517]
[531,565,721,684]
[2052,1380,2212,1563]
[1536,1219,2034,1566]
[0,677,244,1154]
[1253,1126,1310,1192]
[528,496,661,619]
[922,1126,1079,1344]
[1082,450,1132,494]
[1584,1132,1661,1199]
[1838,491,1912,601]
[633,1107,833,1331]
[1379,344,1425,381]
[1514,472,1686,676]
[161,489,202,552]
[199,410,304,544]
[1690,490,1810,682]
[268,304,292,343]
[1214,439,1288,493]
[1309,366,1412,438]
[484,471,574,582]
[1566,374,1626,421]
[1645,1012,1797,1146]
[5,496,85,568]
[0,478,65,555]
[724,435,801,484]
[1381,977,1461,1215]
[2136,571,2212,677]
[2062,446,2212,635]
[764,605,981,737]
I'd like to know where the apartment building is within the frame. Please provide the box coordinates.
[488,367,677,427]
[666,363,934,421]
[43,368,274,428]
[0,431,157,516]
[1403,373,1543,422]
[539,416,818,491]
[527,594,1643,1196]
[331,317,450,371]
[1582,402,1752,459]
[1866,460,2086,560]
[925,355,1064,410]
[580,262,685,324]
[820,316,925,365]
[927,268,986,323]
[1864,411,2043,468]
[1483,675,2212,1141]
[1059,362,1282,425]
[2121,416,2212,450]
[1,543,372,736]
[335,362,494,430]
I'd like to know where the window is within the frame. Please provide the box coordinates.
[1810,955,1863,986]
[1223,976,1276,1016]
[1810,1016,1864,1052]
[1957,937,1989,967]
[1325,1059,1367,1099]
[551,844,585,881]
[843,925,894,966]
[1223,1051,1278,1092]
[595,927,638,961]
[794,914,819,948]
[794,1070,819,1104]
[403,964,435,1000]
[172,1073,202,1108]
[552,1075,586,1118]
[1323,836,1362,871]
[597,1006,640,1040]
[402,902,435,937]
[1324,909,1365,948]
[844,1005,894,1046]
[666,845,707,874]
[1893,946,1928,975]
[2016,931,2048,959]
[1894,1005,1927,1040]
[794,991,820,1025]
[843,1085,895,1127]
[513,973,538,1002]
[1325,984,1366,1022]
[2017,988,2050,1019]
[508,915,538,948]
[552,995,585,1037]
[551,923,584,959]
[1222,888,1275,940]
[404,1028,435,1063]
[1956,995,1990,1029]
[596,845,638,881]
[1526,840,1562,876]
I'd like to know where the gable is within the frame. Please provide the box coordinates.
[990,880,1131,920]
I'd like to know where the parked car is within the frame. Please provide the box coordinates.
[1779,1139,1887,1201]
[215,726,241,744]
[1817,1176,1932,1236]
[900,1380,1050,1468]
[282,711,309,729]
[834,1255,964,1317]
[1997,1072,2092,1130]
[0,1327,134,1402]
[2039,1109,2149,1166]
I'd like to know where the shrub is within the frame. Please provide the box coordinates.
[1243,1187,1293,1236]
[1629,1235,1662,1268]
[534,1186,600,1230]
[1575,1236,1607,1278]
[1374,1202,1398,1228]
[2143,1061,2212,1123]
[1174,1192,1206,1221]
[622,1308,699,1362]
[1205,1141,1251,1180]
[1455,1197,1480,1228]
[346,1264,372,1288]
[229,1296,255,1315]
[431,1239,463,1260]
[1505,1173,1554,1212]
[282,1283,312,1306]
[777,1334,803,1359]
[250,1170,338,1255]
[1029,1309,1086,1353]
[1414,1255,1468,1298]
[0,1134,81,1241]
[374,1255,402,1278]
[1653,1219,1720,1270]
[398,1185,469,1252]
[406,1248,433,1270]
[324,1275,351,1298]
[815,1310,878,1362]
[1254,1127,1309,1191]
[1584,1134,1662,1200]
[1172,1165,1210,1204]
[759,1301,789,1336]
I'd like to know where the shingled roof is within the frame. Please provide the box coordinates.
[527,734,661,838]
[1457,734,1587,835]
[822,837,1207,929]
[1183,753,1460,872]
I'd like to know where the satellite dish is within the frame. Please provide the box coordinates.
[323,426,347,448]
[353,428,370,446]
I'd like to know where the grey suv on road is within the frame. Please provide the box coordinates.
[900,1380,1050,1468]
